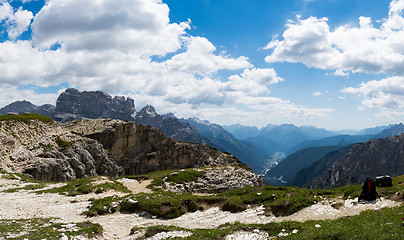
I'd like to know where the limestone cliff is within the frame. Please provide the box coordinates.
[0,117,122,181]
[1,116,262,188]
[65,119,245,175]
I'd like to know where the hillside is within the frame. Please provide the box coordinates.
[264,146,344,186]
[304,133,404,189]
[2,88,404,183]
[287,146,353,187]
[1,114,403,239]
[182,118,270,173]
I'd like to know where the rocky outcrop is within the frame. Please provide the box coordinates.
[54,88,135,122]
[161,166,265,193]
[307,134,404,189]
[65,119,245,175]
[0,118,122,181]
[24,140,123,181]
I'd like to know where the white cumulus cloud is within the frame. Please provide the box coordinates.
[31,0,189,56]
[165,36,252,74]
[265,0,404,75]
[342,76,404,109]
[227,68,283,95]
[0,1,33,39]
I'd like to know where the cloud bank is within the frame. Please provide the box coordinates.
[0,0,331,126]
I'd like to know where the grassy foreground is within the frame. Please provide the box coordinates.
[1,169,403,239]
[84,172,404,221]
[132,204,404,239]
[0,219,102,240]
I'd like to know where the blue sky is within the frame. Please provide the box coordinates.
[1,0,404,130]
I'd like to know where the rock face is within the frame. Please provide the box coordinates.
[306,134,404,189]
[0,118,122,181]
[65,119,244,175]
[54,88,135,122]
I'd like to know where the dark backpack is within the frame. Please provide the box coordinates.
[375,175,393,187]
[358,178,378,202]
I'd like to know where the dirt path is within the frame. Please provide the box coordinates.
[0,175,401,239]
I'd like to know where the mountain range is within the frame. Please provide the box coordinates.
[2,88,404,188]
[286,131,404,189]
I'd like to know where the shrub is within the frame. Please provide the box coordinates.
[56,136,73,148]
[222,197,246,213]
[266,193,315,217]
[166,169,206,184]
[186,200,199,212]
[163,205,185,219]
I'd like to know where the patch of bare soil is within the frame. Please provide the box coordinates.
[118,178,153,194]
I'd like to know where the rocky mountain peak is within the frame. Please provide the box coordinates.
[188,117,211,126]
[162,113,176,119]
[54,88,135,122]
[137,105,157,118]
[0,100,56,117]
[0,100,37,114]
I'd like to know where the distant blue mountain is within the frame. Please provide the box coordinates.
[263,146,344,186]
[286,134,374,155]
[240,124,338,155]
[223,124,259,139]
[182,118,269,173]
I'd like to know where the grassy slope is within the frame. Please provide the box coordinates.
[136,204,404,239]
[0,113,54,123]
[128,174,404,239]
[0,219,102,240]
[265,146,344,185]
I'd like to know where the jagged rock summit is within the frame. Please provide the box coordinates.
[54,88,136,122]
